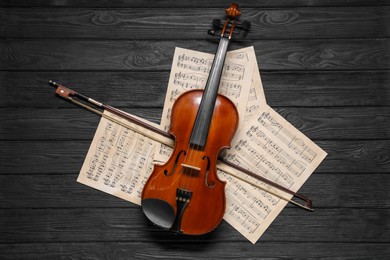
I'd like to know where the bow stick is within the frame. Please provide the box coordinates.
[49,80,314,211]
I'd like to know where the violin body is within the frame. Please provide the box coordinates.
[141,3,250,235]
[141,90,239,235]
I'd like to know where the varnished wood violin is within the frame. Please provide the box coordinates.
[49,2,314,237]
[141,3,250,235]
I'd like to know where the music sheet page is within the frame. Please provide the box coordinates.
[218,104,327,243]
[77,111,170,206]
[160,47,256,131]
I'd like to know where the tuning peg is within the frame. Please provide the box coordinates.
[208,29,217,37]
[236,30,247,39]
[208,29,248,40]
[235,20,251,31]
[212,19,222,29]
[241,20,251,31]
[208,16,250,40]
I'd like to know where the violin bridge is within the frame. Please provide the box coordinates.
[181,163,201,171]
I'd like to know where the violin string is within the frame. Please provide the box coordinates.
[172,99,186,190]
[184,98,201,191]
[174,93,197,191]
[186,89,210,191]
[187,103,206,192]
[185,57,215,192]
[184,24,232,192]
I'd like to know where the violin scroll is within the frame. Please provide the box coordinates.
[225,3,241,18]
[208,3,251,40]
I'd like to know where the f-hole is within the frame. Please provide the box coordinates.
[202,156,215,188]
[164,150,186,176]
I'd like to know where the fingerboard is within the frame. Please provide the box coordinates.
[189,36,230,150]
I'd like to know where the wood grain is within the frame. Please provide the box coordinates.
[1,174,389,209]
[1,0,389,7]
[0,208,389,243]
[0,242,388,259]
[2,7,389,39]
[1,39,389,71]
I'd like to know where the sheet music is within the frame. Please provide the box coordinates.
[219,104,327,243]
[160,47,256,130]
[77,111,167,206]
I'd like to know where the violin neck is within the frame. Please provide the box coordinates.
[189,36,231,150]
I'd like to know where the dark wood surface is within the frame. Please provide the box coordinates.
[1,1,389,259]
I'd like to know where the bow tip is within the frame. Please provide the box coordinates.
[48,80,58,88]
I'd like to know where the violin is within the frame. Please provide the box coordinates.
[49,2,314,236]
[141,3,251,235]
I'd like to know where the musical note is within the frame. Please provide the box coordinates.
[227,51,248,61]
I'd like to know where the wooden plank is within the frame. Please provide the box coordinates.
[1,71,389,107]
[262,71,390,107]
[0,173,388,209]
[1,107,389,140]
[0,140,389,174]
[0,71,169,108]
[0,108,160,139]
[0,208,389,242]
[2,7,389,39]
[274,107,390,140]
[1,0,389,8]
[1,39,389,71]
[0,242,389,259]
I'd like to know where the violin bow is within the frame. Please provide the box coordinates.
[49,80,313,211]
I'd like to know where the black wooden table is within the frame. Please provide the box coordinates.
[1,1,389,259]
